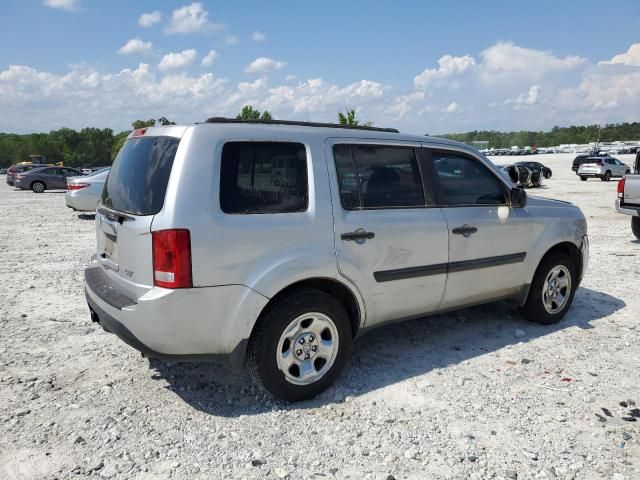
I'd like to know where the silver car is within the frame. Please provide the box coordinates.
[65,168,110,212]
[578,156,631,181]
[84,120,589,401]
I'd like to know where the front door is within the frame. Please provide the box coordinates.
[423,147,532,309]
[327,139,449,327]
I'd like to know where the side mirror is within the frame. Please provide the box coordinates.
[510,187,527,208]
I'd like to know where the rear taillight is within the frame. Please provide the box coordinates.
[152,229,192,289]
[133,128,148,137]
[617,178,625,199]
[68,183,90,191]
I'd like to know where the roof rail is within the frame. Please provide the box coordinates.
[204,117,399,133]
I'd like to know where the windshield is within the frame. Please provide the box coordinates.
[101,136,179,215]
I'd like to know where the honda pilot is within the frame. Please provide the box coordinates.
[85,119,589,401]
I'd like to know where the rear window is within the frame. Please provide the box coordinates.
[101,136,179,216]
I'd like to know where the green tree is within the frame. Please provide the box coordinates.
[132,119,156,129]
[338,108,359,126]
[156,117,176,126]
[236,105,273,121]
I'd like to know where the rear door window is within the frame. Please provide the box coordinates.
[333,144,425,209]
[220,141,308,214]
[101,136,179,215]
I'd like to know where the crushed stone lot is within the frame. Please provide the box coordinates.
[0,153,639,480]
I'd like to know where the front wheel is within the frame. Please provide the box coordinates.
[580,176,587,181]
[519,253,578,325]
[246,289,352,402]
[632,217,640,240]
[31,181,45,193]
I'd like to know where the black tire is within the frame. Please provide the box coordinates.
[625,170,631,175]
[603,171,611,181]
[580,176,587,181]
[519,253,578,325]
[31,181,45,193]
[632,217,640,240]
[544,171,552,179]
[246,288,352,402]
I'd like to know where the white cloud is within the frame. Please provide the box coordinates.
[118,38,153,55]
[43,0,80,11]
[201,50,219,67]
[481,42,585,73]
[245,57,286,74]
[442,101,461,113]
[3,41,640,136]
[285,74,297,82]
[158,49,198,70]
[414,54,475,89]
[251,31,266,42]
[599,43,640,67]
[138,10,162,27]
[165,2,223,34]
[224,35,239,46]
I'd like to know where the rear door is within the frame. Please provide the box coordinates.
[423,146,532,308]
[327,139,449,326]
[96,133,181,299]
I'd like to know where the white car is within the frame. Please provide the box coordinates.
[578,156,630,181]
[84,120,588,401]
[65,168,109,211]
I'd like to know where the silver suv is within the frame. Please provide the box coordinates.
[85,119,589,401]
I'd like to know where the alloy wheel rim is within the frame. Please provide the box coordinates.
[34,183,44,192]
[276,312,339,386]
[542,265,571,314]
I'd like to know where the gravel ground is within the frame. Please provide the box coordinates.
[0,153,639,480]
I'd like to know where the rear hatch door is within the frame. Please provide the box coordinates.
[95,131,182,300]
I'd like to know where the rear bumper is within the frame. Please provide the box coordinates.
[616,199,640,217]
[84,264,268,371]
[578,171,601,177]
[65,191,98,211]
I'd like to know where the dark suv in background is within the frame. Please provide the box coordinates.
[14,166,82,192]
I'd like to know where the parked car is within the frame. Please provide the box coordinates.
[6,163,51,186]
[498,164,531,188]
[81,168,93,175]
[615,176,640,239]
[572,153,612,172]
[578,157,631,181]
[516,161,552,179]
[65,168,110,211]
[84,119,588,401]
[14,166,82,192]
[0,168,7,175]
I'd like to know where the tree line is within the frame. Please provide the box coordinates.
[2,109,639,168]
[436,123,640,149]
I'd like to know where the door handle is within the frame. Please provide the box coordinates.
[452,224,478,237]
[341,229,375,242]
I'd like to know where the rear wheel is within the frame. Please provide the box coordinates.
[580,176,587,181]
[519,253,577,325]
[632,217,640,240]
[544,171,552,179]
[246,289,352,402]
[602,171,612,181]
[31,181,45,193]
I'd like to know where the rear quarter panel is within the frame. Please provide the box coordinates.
[151,125,355,302]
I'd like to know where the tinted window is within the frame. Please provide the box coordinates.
[42,168,59,175]
[432,152,506,206]
[220,142,308,214]
[101,136,179,216]
[333,145,425,209]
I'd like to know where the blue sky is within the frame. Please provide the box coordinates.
[1,0,639,134]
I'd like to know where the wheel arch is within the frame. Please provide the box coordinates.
[519,241,583,307]
[253,277,363,341]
